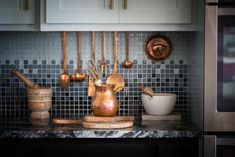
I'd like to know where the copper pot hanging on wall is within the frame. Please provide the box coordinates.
[144,35,172,61]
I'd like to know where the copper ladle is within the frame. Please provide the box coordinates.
[71,32,87,82]
[60,32,70,89]
[122,32,133,69]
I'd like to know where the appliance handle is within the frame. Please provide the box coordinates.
[217,137,235,146]
[204,5,219,131]
[204,135,216,157]
[219,8,235,15]
[206,0,218,3]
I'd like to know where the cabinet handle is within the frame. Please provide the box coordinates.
[22,0,29,10]
[109,0,113,9]
[124,0,127,9]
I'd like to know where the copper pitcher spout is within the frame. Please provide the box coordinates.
[91,84,118,117]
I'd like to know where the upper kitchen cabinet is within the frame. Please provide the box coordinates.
[46,0,119,24]
[119,0,191,24]
[41,0,196,31]
[0,0,39,31]
[46,0,191,24]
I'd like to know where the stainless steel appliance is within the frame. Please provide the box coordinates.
[205,0,235,156]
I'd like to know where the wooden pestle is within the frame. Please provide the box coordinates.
[139,84,155,97]
[11,68,40,88]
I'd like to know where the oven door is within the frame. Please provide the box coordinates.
[205,6,235,132]
[204,135,235,157]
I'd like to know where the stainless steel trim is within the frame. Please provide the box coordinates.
[217,138,235,146]
[205,5,235,131]
[219,8,235,15]
[206,0,218,3]
[204,135,216,157]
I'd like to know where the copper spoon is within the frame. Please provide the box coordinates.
[59,32,70,89]
[106,31,125,93]
[71,32,87,82]
[122,32,133,69]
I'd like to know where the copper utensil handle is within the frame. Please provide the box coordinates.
[62,32,67,73]
[91,32,96,63]
[109,0,113,9]
[77,32,81,73]
[113,31,118,73]
[52,119,81,125]
[102,32,106,63]
[124,0,127,9]
[125,32,129,59]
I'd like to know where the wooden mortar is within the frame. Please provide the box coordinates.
[12,68,52,119]
[28,88,52,119]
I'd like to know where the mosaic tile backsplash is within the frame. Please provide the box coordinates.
[0,32,192,119]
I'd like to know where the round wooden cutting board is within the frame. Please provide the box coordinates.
[83,115,134,123]
[82,121,134,129]
[82,115,134,129]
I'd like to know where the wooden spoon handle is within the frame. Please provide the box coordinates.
[77,32,81,73]
[62,32,67,73]
[91,32,96,63]
[113,31,118,73]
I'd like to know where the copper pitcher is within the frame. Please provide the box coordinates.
[91,84,118,117]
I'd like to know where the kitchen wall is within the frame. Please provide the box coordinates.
[0,31,193,119]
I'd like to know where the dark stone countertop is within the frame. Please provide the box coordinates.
[0,118,201,138]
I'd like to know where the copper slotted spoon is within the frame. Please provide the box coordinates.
[59,32,70,89]
[71,32,87,82]
[106,31,125,92]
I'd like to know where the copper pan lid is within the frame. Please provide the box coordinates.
[144,35,172,61]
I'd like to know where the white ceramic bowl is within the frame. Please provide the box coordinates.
[141,93,177,115]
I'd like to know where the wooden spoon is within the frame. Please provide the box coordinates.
[71,32,87,82]
[122,32,133,69]
[106,31,125,92]
[59,32,70,89]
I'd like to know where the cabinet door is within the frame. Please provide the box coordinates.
[119,0,191,24]
[0,0,34,24]
[46,0,118,24]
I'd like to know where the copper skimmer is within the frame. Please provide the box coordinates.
[106,31,125,92]
[71,32,87,82]
[59,32,70,89]
[101,32,108,77]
